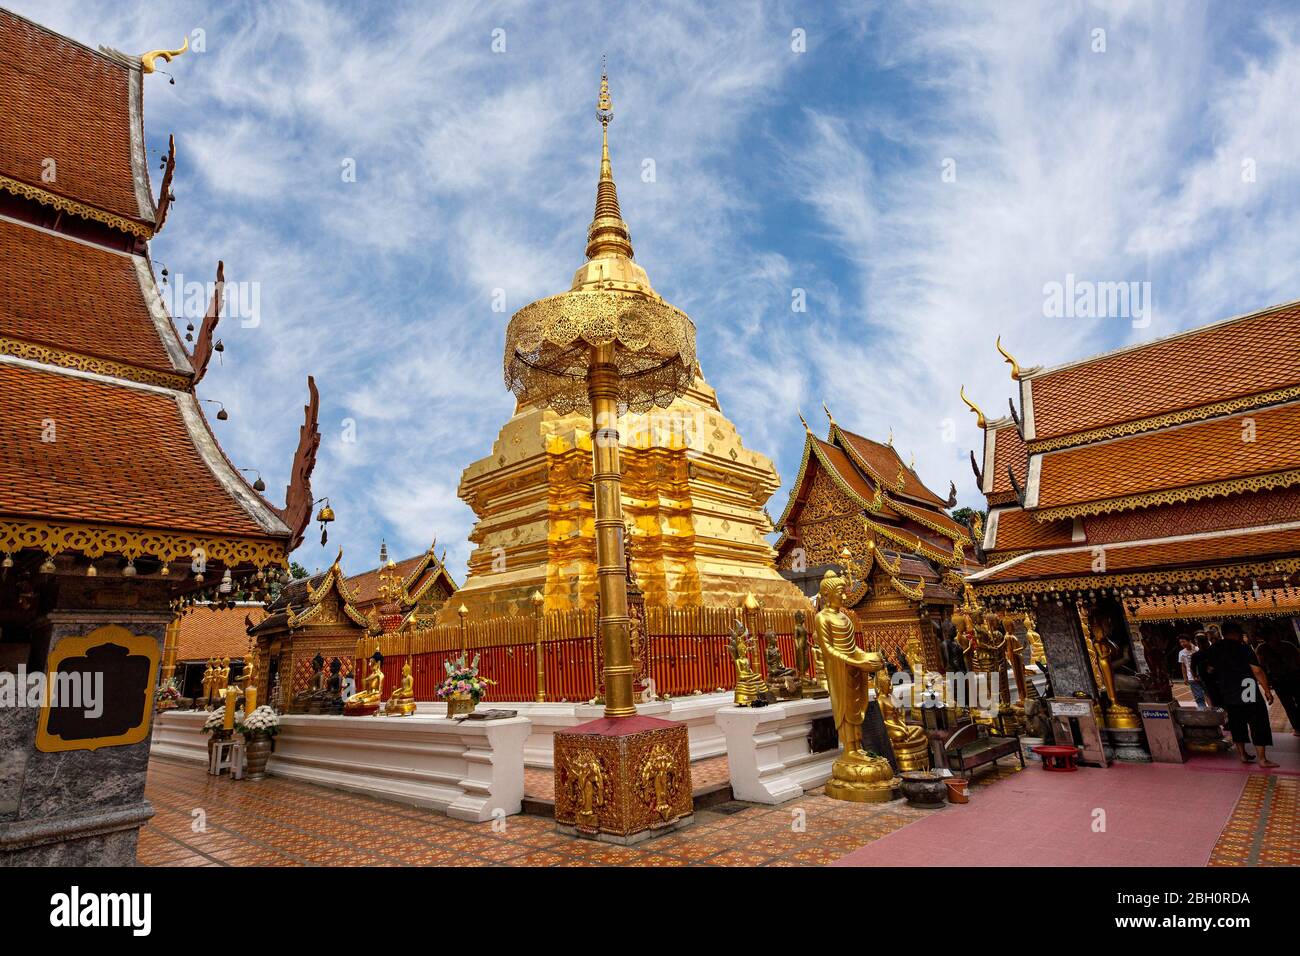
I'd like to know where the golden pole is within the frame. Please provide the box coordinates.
[532,590,546,703]
[589,342,635,718]
[160,614,180,685]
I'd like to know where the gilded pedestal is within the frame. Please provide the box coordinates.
[554,716,693,844]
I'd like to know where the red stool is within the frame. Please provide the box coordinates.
[1032,745,1079,772]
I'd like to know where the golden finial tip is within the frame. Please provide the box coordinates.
[996,335,1023,381]
[959,385,987,429]
[821,400,836,428]
[141,36,188,74]
[797,408,812,434]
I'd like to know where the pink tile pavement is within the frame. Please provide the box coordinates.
[831,760,1248,867]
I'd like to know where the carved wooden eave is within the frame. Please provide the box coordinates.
[274,376,321,551]
[154,134,176,232]
[190,259,222,384]
[289,553,369,629]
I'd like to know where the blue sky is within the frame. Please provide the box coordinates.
[21,1,1300,577]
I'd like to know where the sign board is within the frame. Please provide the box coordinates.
[36,626,159,753]
[1050,699,1093,718]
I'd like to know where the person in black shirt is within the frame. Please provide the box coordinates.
[1212,621,1277,767]
[1255,632,1300,737]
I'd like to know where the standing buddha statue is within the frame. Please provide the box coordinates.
[814,570,898,802]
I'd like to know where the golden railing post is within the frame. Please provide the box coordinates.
[457,603,469,661]
[532,590,546,703]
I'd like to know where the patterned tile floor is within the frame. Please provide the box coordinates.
[139,757,1017,867]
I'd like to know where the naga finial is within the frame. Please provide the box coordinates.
[959,385,987,429]
[996,335,1022,381]
[141,36,189,74]
[887,427,894,447]
[798,408,812,434]
[821,400,837,429]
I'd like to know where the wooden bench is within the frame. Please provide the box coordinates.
[941,722,1024,777]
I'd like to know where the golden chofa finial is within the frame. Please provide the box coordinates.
[141,36,188,74]
[996,335,1023,381]
[797,408,812,434]
[821,401,837,429]
[959,385,987,429]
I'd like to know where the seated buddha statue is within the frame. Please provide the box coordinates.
[384,660,417,716]
[730,619,769,707]
[345,652,384,714]
[814,570,898,802]
[874,668,931,771]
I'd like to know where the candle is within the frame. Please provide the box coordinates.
[223,687,237,730]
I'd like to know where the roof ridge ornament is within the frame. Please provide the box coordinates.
[141,36,188,74]
[959,385,987,429]
[996,335,1022,381]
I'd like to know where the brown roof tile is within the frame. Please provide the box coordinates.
[0,362,267,535]
[990,423,1028,495]
[1036,402,1300,509]
[0,217,183,375]
[175,604,265,661]
[0,11,150,224]
[1028,302,1300,441]
[989,507,1074,551]
[347,554,426,607]
[837,428,947,507]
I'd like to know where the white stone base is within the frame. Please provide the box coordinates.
[715,697,837,804]
[152,710,531,822]
[151,709,211,763]
[492,693,732,769]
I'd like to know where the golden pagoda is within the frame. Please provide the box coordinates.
[451,73,806,617]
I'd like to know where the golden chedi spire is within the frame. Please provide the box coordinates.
[571,63,655,295]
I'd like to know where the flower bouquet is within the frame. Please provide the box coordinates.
[240,705,281,739]
[156,678,181,711]
[201,706,242,734]
[436,653,494,716]
[239,705,280,780]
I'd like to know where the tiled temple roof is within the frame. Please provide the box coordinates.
[0,216,189,378]
[1025,301,1300,444]
[0,362,284,537]
[0,9,155,228]
[175,604,265,661]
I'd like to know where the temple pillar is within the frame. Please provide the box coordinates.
[1,576,171,865]
[1033,599,1096,699]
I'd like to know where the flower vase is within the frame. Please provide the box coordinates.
[446,692,475,718]
[243,734,273,781]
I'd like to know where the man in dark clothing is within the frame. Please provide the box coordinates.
[1212,621,1277,767]
[1256,632,1300,736]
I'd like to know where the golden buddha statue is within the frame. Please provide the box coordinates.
[874,667,931,771]
[385,660,417,716]
[345,653,385,713]
[242,656,258,712]
[1090,623,1140,729]
[814,571,898,802]
[1023,613,1045,666]
[201,658,215,704]
[217,656,231,692]
[729,619,769,707]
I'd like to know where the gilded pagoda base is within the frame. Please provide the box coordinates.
[553,715,693,844]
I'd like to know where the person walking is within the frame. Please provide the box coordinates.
[1177,635,1207,709]
[1255,631,1300,736]
[1211,621,1278,768]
